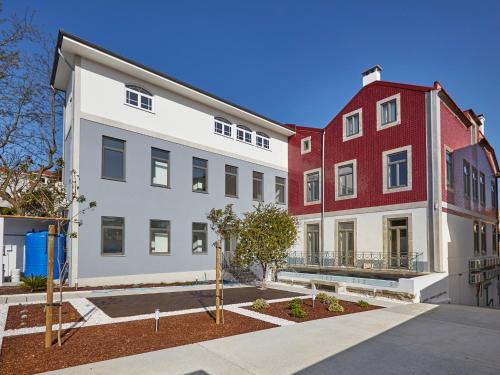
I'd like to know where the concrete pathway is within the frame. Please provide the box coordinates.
[45,303,500,375]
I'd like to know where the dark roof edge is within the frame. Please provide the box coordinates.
[50,30,287,129]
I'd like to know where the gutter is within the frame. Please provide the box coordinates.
[321,128,325,262]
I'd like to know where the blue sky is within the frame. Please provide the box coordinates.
[6,1,500,148]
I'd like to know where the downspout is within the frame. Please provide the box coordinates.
[321,129,325,264]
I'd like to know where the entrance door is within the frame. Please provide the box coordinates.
[388,218,409,268]
[306,224,320,265]
[338,222,354,266]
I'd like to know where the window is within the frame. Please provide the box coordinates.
[193,157,208,193]
[463,161,471,198]
[275,176,286,204]
[481,222,487,255]
[343,109,362,141]
[491,180,497,208]
[492,225,497,255]
[479,172,485,205]
[150,220,170,254]
[472,167,478,201]
[102,136,125,181]
[306,223,320,265]
[337,162,354,198]
[151,148,169,187]
[338,221,355,266]
[256,132,270,149]
[305,170,320,204]
[225,165,238,197]
[253,171,264,201]
[388,218,409,268]
[214,117,232,137]
[192,223,207,254]
[236,125,252,144]
[446,150,453,188]
[102,217,124,255]
[388,151,407,188]
[473,221,479,255]
[125,85,153,111]
[377,94,401,130]
[301,137,311,154]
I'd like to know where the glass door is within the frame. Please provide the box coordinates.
[388,218,408,268]
[338,222,355,266]
[306,224,320,265]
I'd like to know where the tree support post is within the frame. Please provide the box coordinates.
[215,240,221,325]
[45,224,55,348]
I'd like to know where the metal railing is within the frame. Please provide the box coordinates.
[286,251,423,272]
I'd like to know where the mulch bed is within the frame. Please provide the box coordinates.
[246,298,381,322]
[5,303,83,330]
[0,310,275,375]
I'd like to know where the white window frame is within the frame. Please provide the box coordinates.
[125,84,154,113]
[342,108,363,141]
[382,145,412,194]
[214,117,232,138]
[301,136,312,155]
[304,168,321,205]
[256,132,270,150]
[335,159,357,200]
[236,125,253,144]
[149,219,170,255]
[377,93,401,130]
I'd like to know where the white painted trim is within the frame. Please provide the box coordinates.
[301,136,312,155]
[303,168,322,205]
[76,269,216,287]
[376,93,401,130]
[342,108,363,141]
[80,112,288,172]
[382,145,413,194]
[335,159,357,201]
[442,202,497,224]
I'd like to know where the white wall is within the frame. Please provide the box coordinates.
[78,58,288,170]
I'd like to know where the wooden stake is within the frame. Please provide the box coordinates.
[215,240,221,325]
[45,224,55,348]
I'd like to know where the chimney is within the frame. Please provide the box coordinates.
[362,65,382,86]
[478,114,485,134]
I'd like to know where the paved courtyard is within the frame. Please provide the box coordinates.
[46,303,500,375]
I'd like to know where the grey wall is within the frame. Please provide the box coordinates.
[76,118,288,279]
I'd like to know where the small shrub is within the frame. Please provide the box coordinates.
[288,297,302,309]
[326,296,338,305]
[290,306,307,318]
[20,275,47,292]
[328,301,344,313]
[251,298,270,310]
[357,300,370,309]
[316,292,329,303]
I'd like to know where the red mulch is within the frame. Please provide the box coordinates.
[0,310,276,375]
[5,303,82,330]
[246,298,381,322]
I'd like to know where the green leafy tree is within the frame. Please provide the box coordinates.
[234,203,298,287]
[207,204,240,244]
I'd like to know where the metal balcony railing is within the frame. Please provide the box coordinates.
[285,251,423,272]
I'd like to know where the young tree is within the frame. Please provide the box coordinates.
[207,204,240,244]
[234,203,298,288]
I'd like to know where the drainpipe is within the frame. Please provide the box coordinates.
[321,129,325,266]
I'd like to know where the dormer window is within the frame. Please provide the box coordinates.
[237,125,252,144]
[342,108,363,141]
[125,84,153,112]
[214,117,232,137]
[256,132,270,149]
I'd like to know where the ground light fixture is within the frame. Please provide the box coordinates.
[311,283,317,308]
[155,308,160,332]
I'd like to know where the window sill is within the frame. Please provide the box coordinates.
[124,102,155,114]
[150,252,171,256]
[193,190,209,194]
[225,194,239,199]
[256,145,271,152]
[192,252,208,255]
[335,194,357,201]
[383,185,412,194]
[343,133,363,142]
[102,254,126,257]
[102,176,126,183]
[151,183,170,189]
[304,200,321,206]
[377,120,401,131]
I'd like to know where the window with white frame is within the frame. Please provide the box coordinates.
[383,146,412,193]
[377,93,401,130]
[192,223,207,254]
[301,136,311,154]
[193,157,208,193]
[236,125,252,144]
[446,149,454,188]
[335,160,356,200]
[214,117,232,137]
[151,147,169,187]
[150,220,170,254]
[343,109,362,141]
[304,169,321,204]
[125,84,153,111]
[256,132,270,149]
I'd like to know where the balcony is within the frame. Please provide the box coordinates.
[285,251,424,277]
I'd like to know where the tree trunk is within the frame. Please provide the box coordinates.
[260,263,267,290]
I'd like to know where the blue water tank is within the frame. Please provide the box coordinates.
[25,231,65,278]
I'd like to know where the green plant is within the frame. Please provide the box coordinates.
[288,297,302,309]
[290,306,306,318]
[20,275,47,292]
[326,296,338,305]
[316,292,329,303]
[328,300,344,313]
[251,298,270,310]
[357,300,370,309]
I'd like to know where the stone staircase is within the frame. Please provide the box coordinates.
[223,253,258,284]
